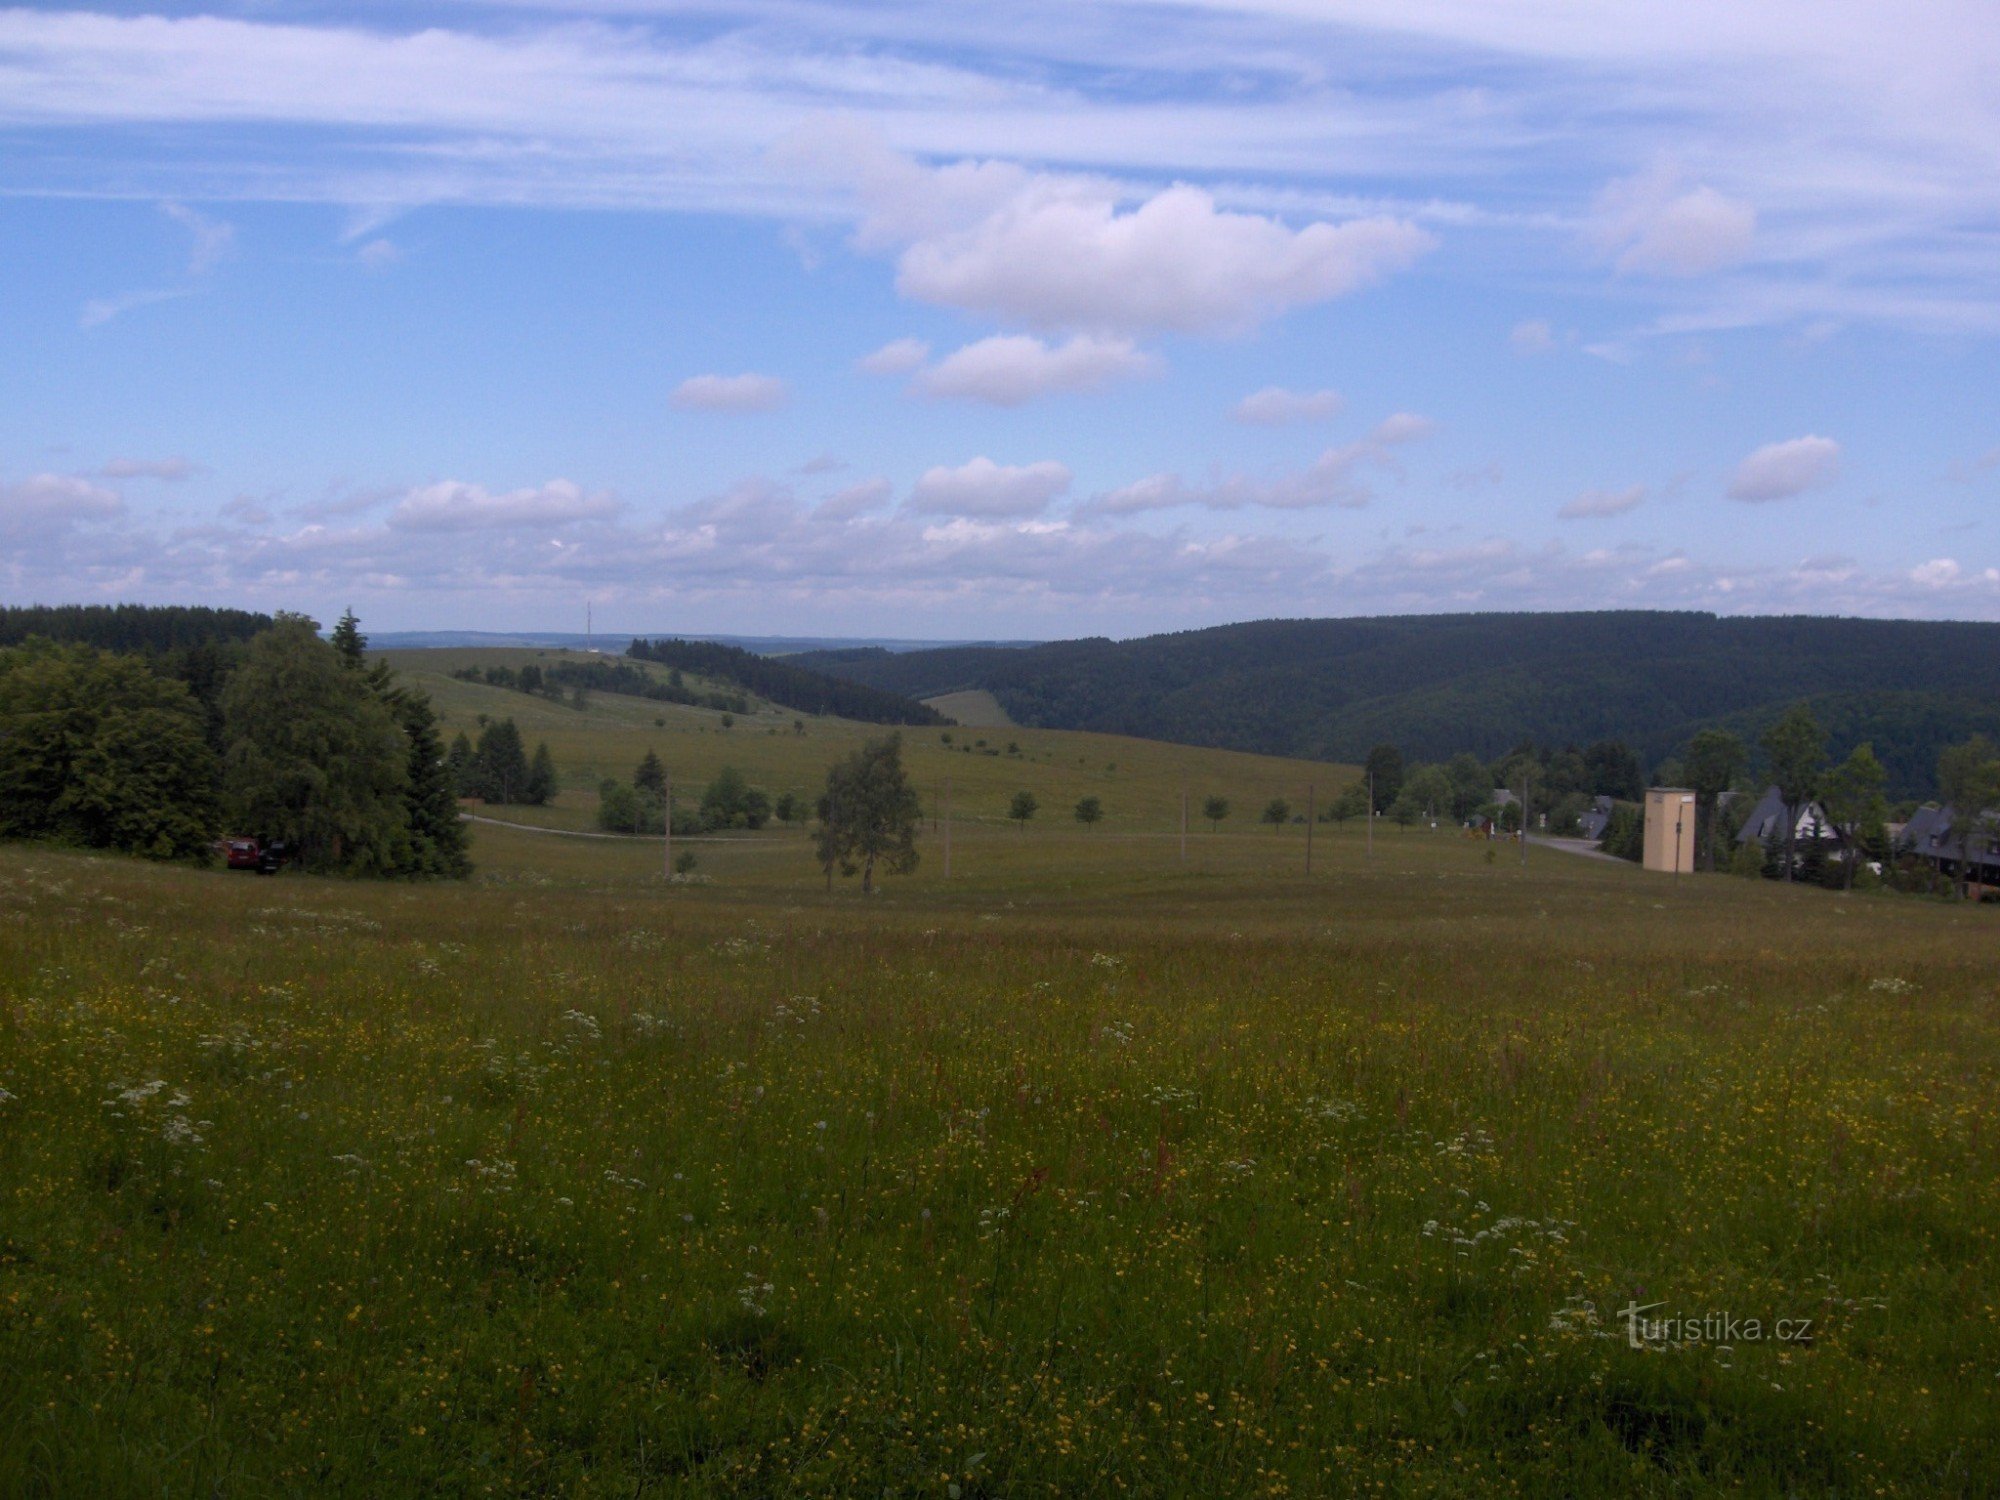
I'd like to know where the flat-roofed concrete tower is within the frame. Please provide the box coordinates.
[1643,787,1699,874]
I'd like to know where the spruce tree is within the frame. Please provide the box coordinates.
[526,743,559,806]
[474,719,530,804]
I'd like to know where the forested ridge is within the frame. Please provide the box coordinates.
[795,612,2000,798]
[628,636,944,726]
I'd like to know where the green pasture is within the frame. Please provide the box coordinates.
[3,662,1997,1495]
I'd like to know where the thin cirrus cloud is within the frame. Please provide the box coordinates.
[914,334,1158,405]
[1231,387,1346,426]
[1509,319,1555,354]
[387,478,619,530]
[907,457,1073,518]
[1727,436,1842,501]
[80,202,236,329]
[669,373,789,413]
[101,455,200,480]
[2,7,1998,334]
[1558,484,1648,519]
[1093,413,1433,515]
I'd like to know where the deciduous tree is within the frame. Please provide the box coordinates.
[813,735,921,894]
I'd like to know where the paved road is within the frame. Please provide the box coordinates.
[460,813,745,844]
[1529,835,1626,863]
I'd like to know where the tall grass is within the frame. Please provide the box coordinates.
[2,819,1996,1494]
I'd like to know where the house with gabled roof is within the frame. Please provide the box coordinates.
[1896,804,2000,887]
[1735,786,1837,849]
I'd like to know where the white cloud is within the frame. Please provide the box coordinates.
[907,457,1072,518]
[1509,319,1555,354]
[1727,435,1841,501]
[101,455,199,480]
[1591,164,1756,277]
[355,237,401,269]
[1370,412,1435,445]
[669,373,789,413]
[1910,557,1960,587]
[388,478,618,530]
[0,473,124,536]
[893,175,1433,336]
[1094,411,1433,514]
[856,338,930,375]
[1232,386,1345,425]
[1558,484,1647,519]
[915,334,1157,405]
[815,476,893,520]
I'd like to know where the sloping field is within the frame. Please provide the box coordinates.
[923,689,1015,728]
[3,802,1997,1494]
[383,647,1358,839]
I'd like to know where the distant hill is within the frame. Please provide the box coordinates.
[626,637,945,727]
[370,630,1034,654]
[793,612,2000,798]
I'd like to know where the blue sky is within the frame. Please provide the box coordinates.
[2,1,1997,637]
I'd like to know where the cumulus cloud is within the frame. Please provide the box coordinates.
[1510,319,1555,354]
[798,136,1434,338]
[1591,164,1756,277]
[0,473,124,536]
[1558,483,1647,519]
[900,180,1432,336]
[1094,412,1432,514]
[915,334,1157,405]
[1727,435,1841,501]
[1231,386,1345,425]
[815,476,894,520]
[670,373,789,412]
[856,338,930,375]
[388,478,618,530]
[907,457,1072,518]
[101,455,200,480]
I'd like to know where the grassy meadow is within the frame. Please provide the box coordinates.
[3,660,1998,1494]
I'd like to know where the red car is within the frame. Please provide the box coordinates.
[220,837,291,874]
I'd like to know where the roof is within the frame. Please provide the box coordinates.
[1896,803,2000,869]
[1735,786,1837,845]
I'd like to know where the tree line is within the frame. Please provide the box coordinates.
[594,750,811,837]
[444,718,557,808]
[627,637,944,727]
[0,609,468,876]
[452,657,750,715]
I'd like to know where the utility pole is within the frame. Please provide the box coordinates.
[1521,771,1530,866]
[943,778,952,879]
[662,770,672,879]
[1306,782,1315,875]
[1366,772,1374,859]
[1180,784,1189,864]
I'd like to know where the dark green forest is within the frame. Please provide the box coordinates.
[0,607,468,876]
[628,637,943,726]
[794,612,2000,798]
